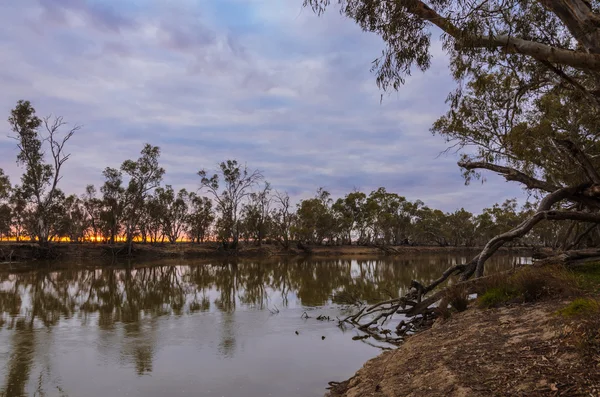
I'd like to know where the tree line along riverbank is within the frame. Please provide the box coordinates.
[0,242,534,263]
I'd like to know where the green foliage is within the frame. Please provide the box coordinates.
[477,267,579,308]
[7,100,78,245]
[556,298,600,317]
[302,0,600,269]
[0,103,583,248]
[570,263,600,293]
[121,144,165,246]
[198,160,263,248]
[152,185,190,243]
[187,194,214,243]
[478,286,519,308]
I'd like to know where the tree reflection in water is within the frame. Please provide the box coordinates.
[0,254,524,396]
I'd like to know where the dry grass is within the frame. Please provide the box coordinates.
[475,266,580,309]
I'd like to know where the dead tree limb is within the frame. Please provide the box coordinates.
[474,184,588,277]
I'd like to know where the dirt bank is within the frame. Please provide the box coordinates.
[0,242,532,262]
[327,298,600,397]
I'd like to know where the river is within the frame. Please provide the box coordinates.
[0,253,530,397]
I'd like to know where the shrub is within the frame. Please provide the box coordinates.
[556,298,600,317]
[476,266,579,309]
[478,286,519,308]
[570,262,600,292]
[556,297,600,361]
[444,284,470,312]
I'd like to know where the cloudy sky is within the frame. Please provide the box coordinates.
[0,0,525,213]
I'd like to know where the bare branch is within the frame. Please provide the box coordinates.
[43,115,79,207]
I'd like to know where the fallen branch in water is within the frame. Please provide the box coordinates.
[340,267,522,344]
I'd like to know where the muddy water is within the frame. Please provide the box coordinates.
[0,254,529,397]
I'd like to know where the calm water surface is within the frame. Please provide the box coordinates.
[0,254,529,397]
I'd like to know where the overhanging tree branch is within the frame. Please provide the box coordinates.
[553,138,600,184]
[458,160,560,192]
[406,0,600,71]
[474,184,587,276]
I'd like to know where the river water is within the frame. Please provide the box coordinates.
[0,253,529,397]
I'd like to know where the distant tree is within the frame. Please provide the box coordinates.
[100,167,125,244]
[60,194,89,243]
[8,100,79,247]
[154,185,190,244]
[0,169,11,240]
[81,185,103,242]
[198,160,263,249]
[240,182,272,246]
[187,194,214,243]
[143,194,164,243]
[271,191,296,248]
[0,204,10,241]
[446,208,476,247]
[296,188,336,244]
[332,190,368,245]
[9,187,28,242]
[121,144,165,252]
[304,0,600,278]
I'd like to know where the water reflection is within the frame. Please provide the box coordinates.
[0,254,525,397]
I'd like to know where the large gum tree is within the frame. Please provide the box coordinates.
[303,0,600,337]
[8,100,79,247]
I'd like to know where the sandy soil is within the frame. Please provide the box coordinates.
[327,299,600,397]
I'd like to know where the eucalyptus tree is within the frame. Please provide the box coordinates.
[187,194,214,243]
[81,185,103,242]
[121,144,165,251]
[304,0,600,277]
[141,195,163,243]
[198,160,263,249]
[100,167,125,244]
[413,206,450,246]
[271,191,296,248]
[154,185,190,244]
[7,100,79,246]
[0,170,11,240]
[9,187,28,242]
[302,0,600,338]
[295,188,336,244]
[332,190,368,245]
[446,208,476,246]
[240,182,273,246]
[61,194,89,243]
[365,188,416,245]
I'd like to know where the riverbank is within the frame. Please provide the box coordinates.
[326,265,600,396]
[0,242,533,262]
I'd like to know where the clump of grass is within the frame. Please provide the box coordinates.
[569,262,600,292]
[478,286,520,308]
[476,266,579,309]
[555,297,600,361]
[556,298,600,317]
[444,284,470,312]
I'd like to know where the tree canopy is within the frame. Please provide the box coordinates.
[304,0,600,276]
